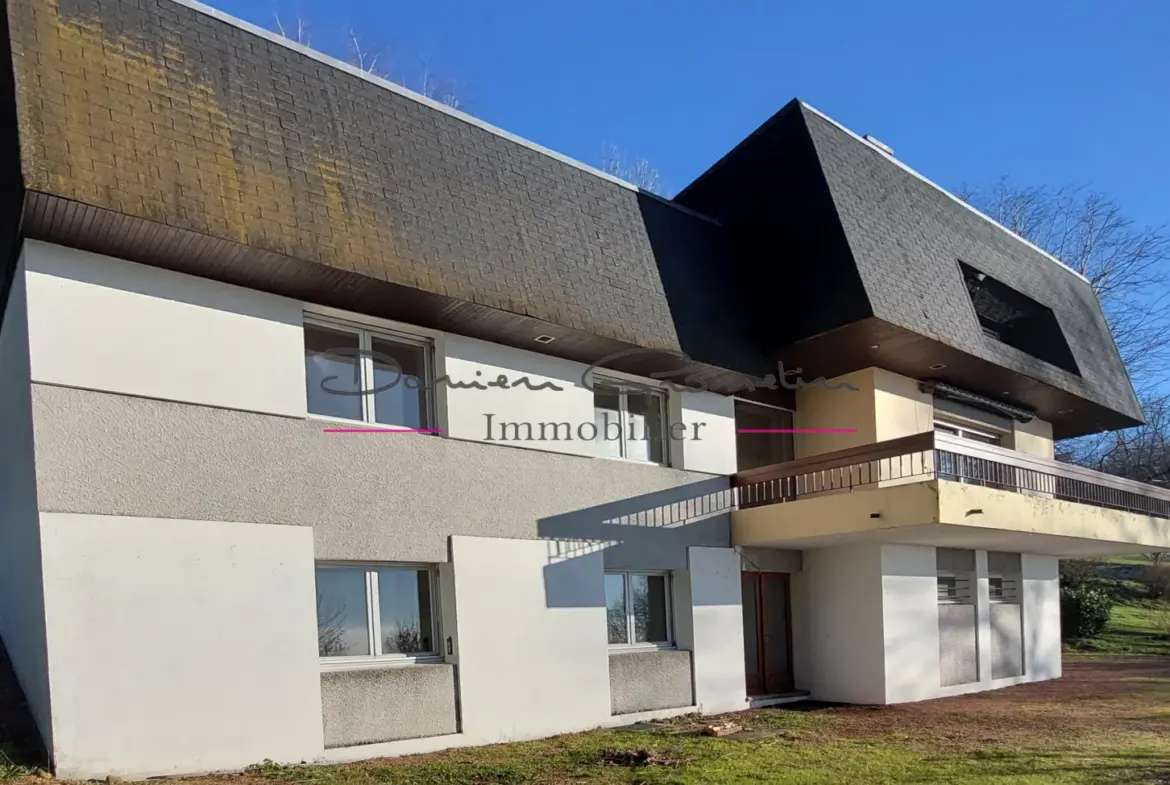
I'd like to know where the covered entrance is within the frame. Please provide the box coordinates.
[741,571,794,695]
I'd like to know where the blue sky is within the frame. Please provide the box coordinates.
[212,0,1168,226]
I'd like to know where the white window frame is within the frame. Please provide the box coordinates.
[934,417,1006,446]
[304,314,436,430]
[315,562,442,669]
[592,378,670,465]
[606,570,674,650]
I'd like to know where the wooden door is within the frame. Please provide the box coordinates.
[742,571,794,695]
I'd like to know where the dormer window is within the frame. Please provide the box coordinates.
[959,262,1080,376]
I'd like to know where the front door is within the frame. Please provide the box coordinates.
[742,571,794,695]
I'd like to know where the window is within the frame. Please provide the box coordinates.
[734,399,795,471]
[935,419,1007,486]
[988,576,1019,603]
[934,419,1002,446]
[593,381,667,463]
[936,573,973,605]
[315,564,438,662]
[958,261,1080,375]
[605,572,672,647]
[304,319,432,429]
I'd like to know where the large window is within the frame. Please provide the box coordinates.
[315,564,438,662]
[958,261,1080,375]
[593,381,667,463]
[304,319,432,429]
[935,419,1008,487]
[605,572,672,647]
[735,399,795,471]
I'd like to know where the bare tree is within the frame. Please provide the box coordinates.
[270,10,464,110]
[273,12,310,45]
[961,179,1170,390]
[316,594,348,657]
[601,144,664,195]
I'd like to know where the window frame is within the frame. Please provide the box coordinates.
[605,570,675,650]
[304,314,436,431]
[733,397,796,471]
[315,562,443,669]
[987,574,1020,604]
[592,377,670,465]
[936,571,974,605]
[933,417,1006,446]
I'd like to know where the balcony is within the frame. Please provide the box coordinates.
[731,431,1170,557]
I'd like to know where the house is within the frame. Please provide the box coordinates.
[0,0,1167,779]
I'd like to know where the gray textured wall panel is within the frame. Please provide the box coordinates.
[990,604,1024,679]
[608,650,694,715]
[938,605,978,687]
[320,665,457,747]
[31,385,731,569]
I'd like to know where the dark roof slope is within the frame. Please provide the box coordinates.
[3,0,775,382]
[799,104,1141,423]
[677,100,1143,434]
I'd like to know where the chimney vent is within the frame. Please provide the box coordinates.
[863,135,894,156]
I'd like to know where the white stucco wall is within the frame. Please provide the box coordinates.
[441,334,736,473]
[881,544,943,703]
[23,241,306,417]
[1022,554,1061,680]
[670,391,737,475]
[448,536,612,742]
[39,513,323,779]
[801,544,886,704]
[441,334,596,455]
[0,253,52,746]
[677,546,746,714]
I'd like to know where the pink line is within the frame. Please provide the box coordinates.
[737,428,858,434]
[323,428,444,433]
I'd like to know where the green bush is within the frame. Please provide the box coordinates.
[1060,584,1115,640]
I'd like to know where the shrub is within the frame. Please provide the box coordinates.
[1060,584,1114,640]
[1141,564,1170,600]
[1059,557,1103,587]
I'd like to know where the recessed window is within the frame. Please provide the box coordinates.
[304,319,432,429]
[934,419,1002,446]
[592,381,667,463]
[734,399,795,471]
[315,564,438,662]
[958,262,1080,375]
[605,572,672,647]
[936,573,973,605]
[988,575,1019,604]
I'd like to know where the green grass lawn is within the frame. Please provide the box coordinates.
[14,657,1170,785]
[1067,591,1170,657]
[8,578,1170,784]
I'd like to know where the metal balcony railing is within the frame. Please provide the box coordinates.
[732,431,1170,519]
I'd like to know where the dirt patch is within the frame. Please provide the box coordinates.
[599,748,679,768]
[734,659,1170,751]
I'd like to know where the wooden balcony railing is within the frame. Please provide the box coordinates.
[732,431,1170,519]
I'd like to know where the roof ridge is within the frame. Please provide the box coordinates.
[796,101,1091,286]
[165,0,719,226]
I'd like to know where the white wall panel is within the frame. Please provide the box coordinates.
[441,335,596,455]
[684,546,746,713]
[449,536,611,742]
[23,241,306,417]
[1022,554,1061,681]
[802,544,886,704]
[40,513,323,779]
[670,392,737,475]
